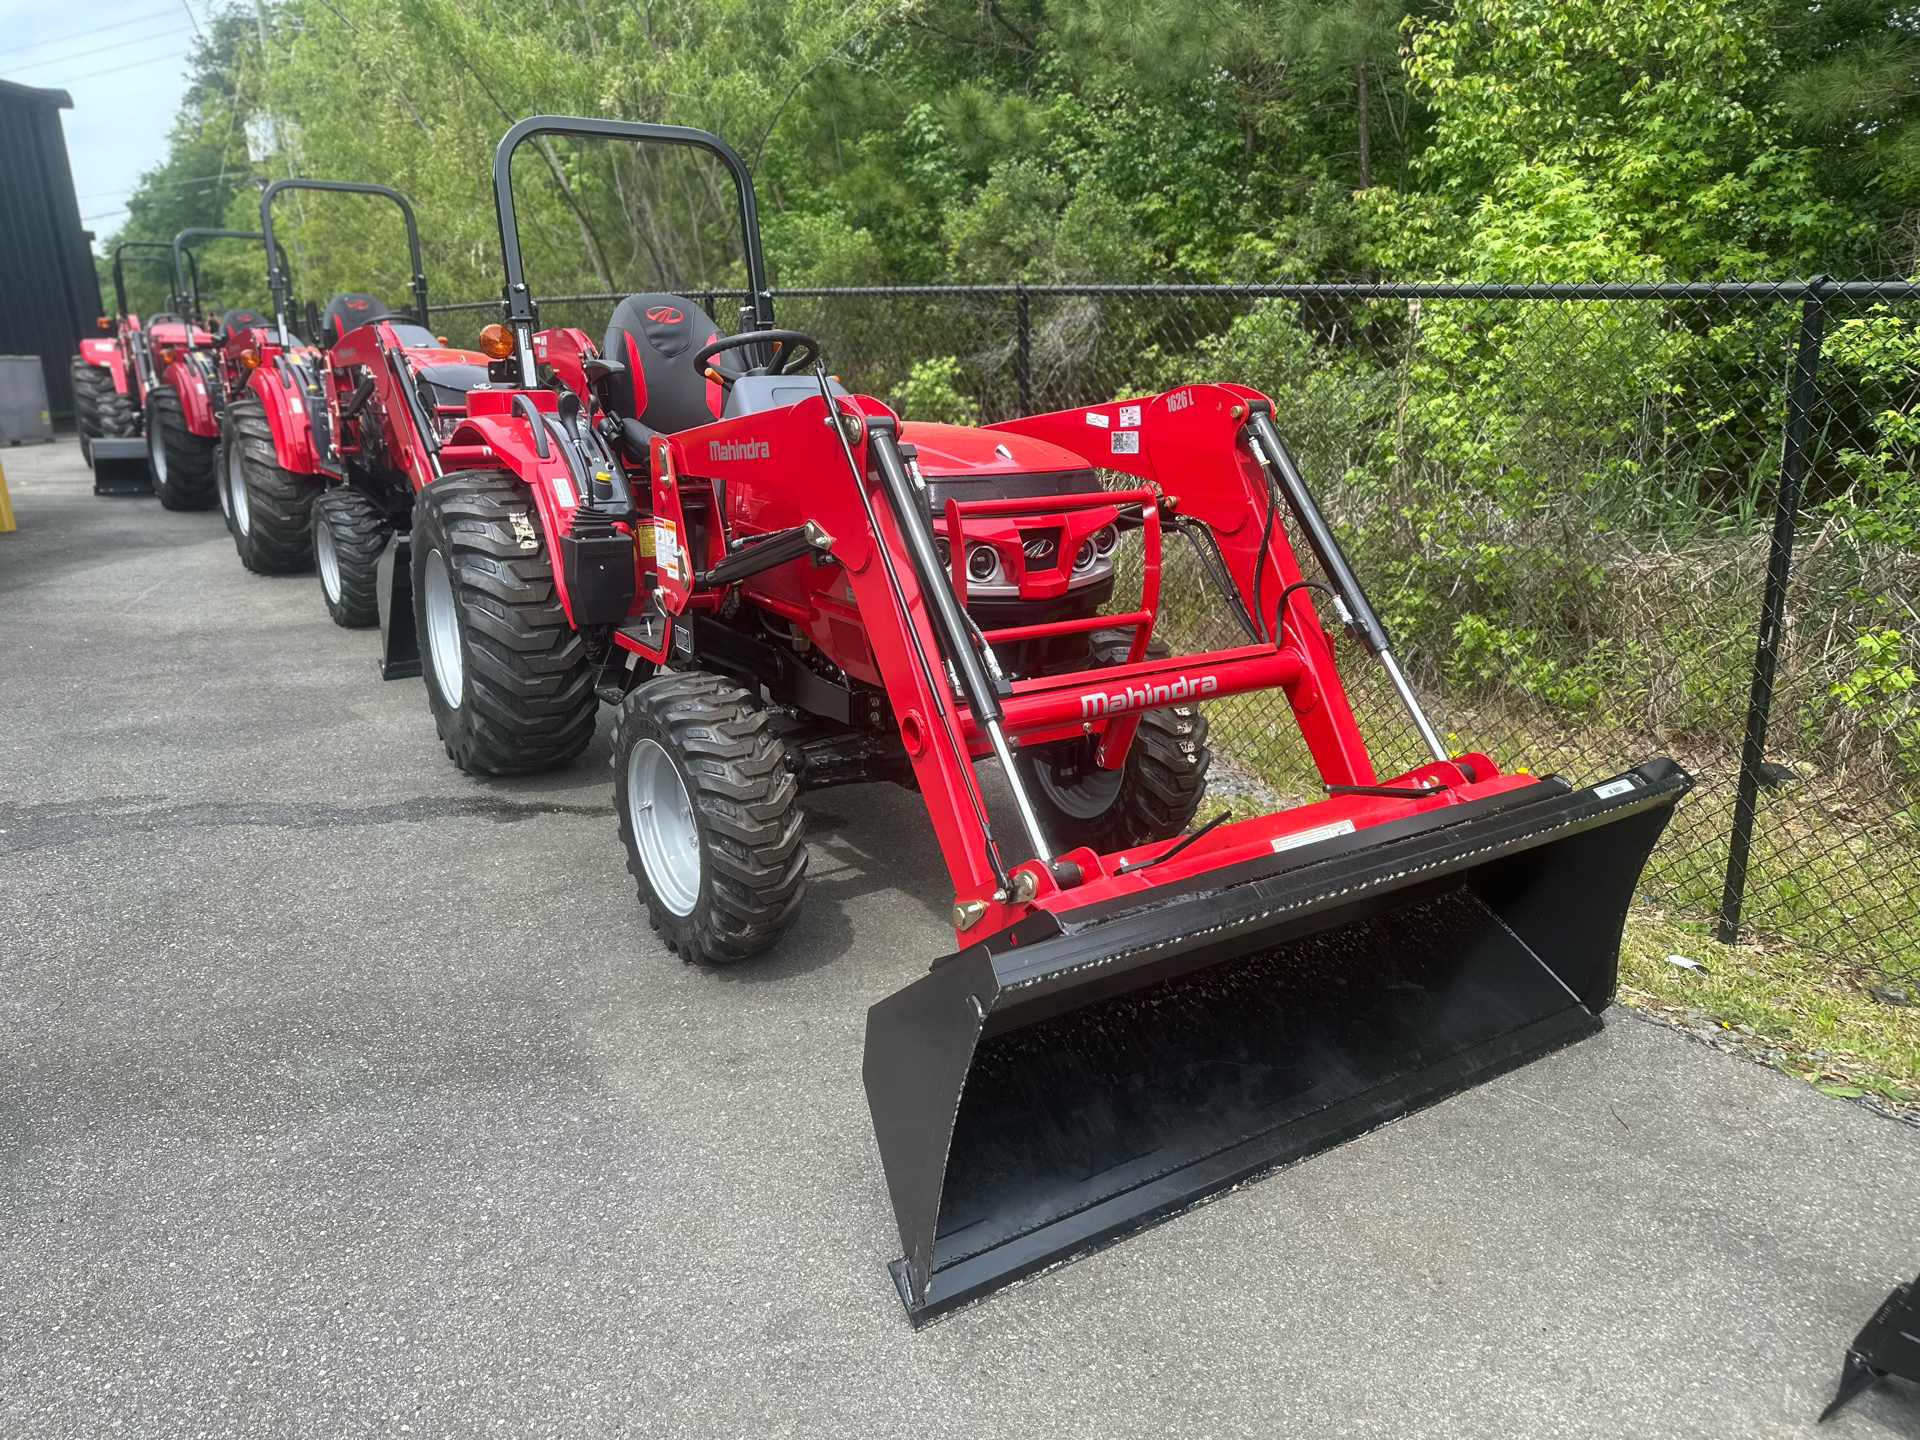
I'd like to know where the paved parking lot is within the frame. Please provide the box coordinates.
[3,435,1918,1437]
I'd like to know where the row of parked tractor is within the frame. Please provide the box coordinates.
[68,114,1687,1326]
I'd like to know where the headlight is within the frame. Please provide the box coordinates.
[935,536,951,568]
[966,544,1000,583]
[1092,523,1118,556]
[1073,540,1095,573]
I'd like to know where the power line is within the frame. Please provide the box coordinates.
[5,7,185,59]
[14,50,193,87]
[6,24,194,77]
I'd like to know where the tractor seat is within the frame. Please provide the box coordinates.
[601,293,722,435]
[320,292,390,347]
[218,308,266,341]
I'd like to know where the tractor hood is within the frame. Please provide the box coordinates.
[899,422,1087,480]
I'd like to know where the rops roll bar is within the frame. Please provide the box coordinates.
[111,241,176,319]
[170,227,286,323]
[489,115,771,386]
[259,178,430,347]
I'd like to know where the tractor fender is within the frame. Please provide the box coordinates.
[162,359,220,437]
[243,365,322,474]
[79,338,128,393]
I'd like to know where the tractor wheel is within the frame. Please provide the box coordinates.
[312,488,389,628]
[410,469,597,775]
[610,671,808,965]
[1014,630,1211,855]
[70,357,136,469]
[146,387,218,511]
[222,396,317,573]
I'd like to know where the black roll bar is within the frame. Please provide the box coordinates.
[490,115,771,386]
[258,178,431,346]
[111,241,175,319]
[170,227,286,323]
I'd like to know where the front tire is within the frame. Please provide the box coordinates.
[312,488,390,628]
[147,387,219,510]
[222,396,318,572]
[70,357,136,470]
[610,671,808,964]
[411,470,597,775]
[1015,631,1211,854]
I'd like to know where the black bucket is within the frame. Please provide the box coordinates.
[864,758,1691,1324]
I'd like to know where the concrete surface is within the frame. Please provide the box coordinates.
[2,436,1917,1438]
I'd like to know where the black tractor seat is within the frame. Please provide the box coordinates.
[320,292,390,347]
[602,293,723,435]
[217,308,266,342]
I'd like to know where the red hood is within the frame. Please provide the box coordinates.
[899,421,1088,478]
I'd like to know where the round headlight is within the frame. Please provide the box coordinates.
[1092,523,1118,556]
[935,536,951,568]
[966,544,999,582]
[1073,540,1095,572]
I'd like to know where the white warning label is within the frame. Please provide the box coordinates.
[1271,818,1357,854]
[1118,405,1141,426]
[653,517,679,575]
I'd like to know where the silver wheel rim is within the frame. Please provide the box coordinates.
[422,547,464,709]
[628,737,701,916]
[147,422,168,486]
[215,446,230,515]
[227,444,251,534]
[316,514,342,603]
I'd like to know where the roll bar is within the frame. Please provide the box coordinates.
[259,178,430,347]
[170,227,285,323]
[111,241,175,319]
[490,115,771,386]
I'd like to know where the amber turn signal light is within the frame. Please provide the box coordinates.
[96,316,111,331]
[240,348,261,369]
[478,323,515,359]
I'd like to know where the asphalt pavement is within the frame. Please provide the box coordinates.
[3,435,1918,1438]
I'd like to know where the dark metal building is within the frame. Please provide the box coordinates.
[0,78,105,420]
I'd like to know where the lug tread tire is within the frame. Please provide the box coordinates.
[71,358,136,468]
[412,470,596,775]
[225,396,318,573]
[611,671,808,965]
[149,387,219,510]
[313,488,390,628]
[1019,630,1211,854]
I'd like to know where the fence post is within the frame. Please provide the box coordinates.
[1015,283,1032,416]
[1718,275,1828,944]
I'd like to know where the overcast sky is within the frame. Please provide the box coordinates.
[1,0,213,252]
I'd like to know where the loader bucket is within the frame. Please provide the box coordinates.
[90,437,152,496]
[864,758,1690,1324]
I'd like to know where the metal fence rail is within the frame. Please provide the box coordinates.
[430,280,1920,977]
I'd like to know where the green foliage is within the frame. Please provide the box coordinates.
[892,356,980,424]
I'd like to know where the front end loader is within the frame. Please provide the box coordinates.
[417,114,1690,1324]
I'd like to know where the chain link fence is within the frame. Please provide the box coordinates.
[431,281,1920,980]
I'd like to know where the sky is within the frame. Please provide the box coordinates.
[0,0,215,252]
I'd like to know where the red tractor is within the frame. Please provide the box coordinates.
[409,115,1690,1323]
[216,178,484,599]
[71,242,186,496]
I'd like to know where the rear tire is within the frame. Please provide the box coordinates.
[1015,631,1211,854]
[147,387,218,510]
[312,488,389,628]
[70,358,136,470]
[611,671,808,964]
[222,396,318,573]
[411,470,597,775]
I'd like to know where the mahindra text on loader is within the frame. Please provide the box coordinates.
[403,114,1689,1324]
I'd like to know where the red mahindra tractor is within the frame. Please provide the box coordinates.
[71,241,183,495]
[216,178,479,593]
[412,115,1689,1324]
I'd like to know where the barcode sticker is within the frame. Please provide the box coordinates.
[1118,405,1141,426]
[1593,777,1637,800]
[1271,818,1356,854]
[1111,431,1140,454]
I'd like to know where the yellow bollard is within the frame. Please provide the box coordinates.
[0,456,14,533]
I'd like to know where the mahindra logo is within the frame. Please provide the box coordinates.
[347,298,370,310]
[1079,673,1218,718]
[646,306,683,323]
[709,438,770,461]
[1023,537,1056,564]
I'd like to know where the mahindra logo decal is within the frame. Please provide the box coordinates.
[709,438,770,461]
[1079,673,1218,718]
[646,306,683,323]
[347,298,370,309]
[1023,537,1057,564]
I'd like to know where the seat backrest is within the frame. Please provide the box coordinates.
[320,292,390,347]
[602,293,722,434]
[219,308,266,340]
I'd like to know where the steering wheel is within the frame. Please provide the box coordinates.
[692,329,821,383]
